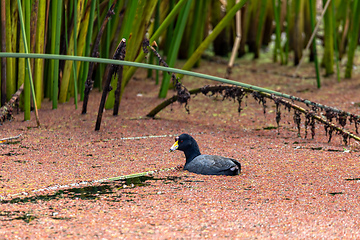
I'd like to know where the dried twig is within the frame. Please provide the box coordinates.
[0,134,22,143]
[0,84,24,123]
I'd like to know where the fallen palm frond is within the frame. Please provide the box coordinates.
[0,166,180,202]
[147,84,360,144]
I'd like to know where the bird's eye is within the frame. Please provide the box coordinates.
[180,140,183,143]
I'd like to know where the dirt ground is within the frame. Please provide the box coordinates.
[1,58,360,239]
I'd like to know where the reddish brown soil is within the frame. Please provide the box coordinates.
[1,59,360,239]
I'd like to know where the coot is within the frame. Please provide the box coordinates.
[169,134,241,176]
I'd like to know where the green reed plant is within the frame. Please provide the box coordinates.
[345,0,360,78]
[105,0,157,109]
[80,0,97,101]
[59,0,85,104]
[34,0,46,108]
[309,0,321,88]
[16,0,39,125]
[331,0,340,82]
[158,0,192,99]
[272,0,283,64]
[322,0,334,76]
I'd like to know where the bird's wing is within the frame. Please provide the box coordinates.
[185,155,240,175]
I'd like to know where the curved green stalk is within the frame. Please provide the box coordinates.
[16,0,40,126]
[0,51,354,118]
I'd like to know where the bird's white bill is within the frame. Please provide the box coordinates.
[169,141,179,152]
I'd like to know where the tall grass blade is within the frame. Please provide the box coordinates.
[331,0,340,82]
[0,0,7,105]
[122,0,188,87]
[51,0,63,109]
[345,0,360,78]
[34,0,46,108]
[23,0,31,120]
[272,0,283,64]
[106,0,157,109]
[284,0,290,64]
[147,0,161,80]
[179,0,248,79]
[80,0,97,101]
[5,0,16,102]
[73,0,79,109]
[254,0,268,59]
[17,0,40,126]
[59,0,85,103]
[187,0,202,58]
[322,0,334,76]
[158,0,192,98]
[164,0,175,58]
[309,0,321,88]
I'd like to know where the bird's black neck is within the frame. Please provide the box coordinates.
[184,146,201,163]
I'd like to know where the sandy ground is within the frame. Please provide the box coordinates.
[1,59,360,239]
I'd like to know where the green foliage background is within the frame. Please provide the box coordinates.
[0,0,359,121]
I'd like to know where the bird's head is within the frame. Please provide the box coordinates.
[169,133,196,152]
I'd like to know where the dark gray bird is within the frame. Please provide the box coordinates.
[169,134,241,176]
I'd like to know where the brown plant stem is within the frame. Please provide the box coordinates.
[113,39,126,116]
[95,39,126,131]
[82,3,116,114]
